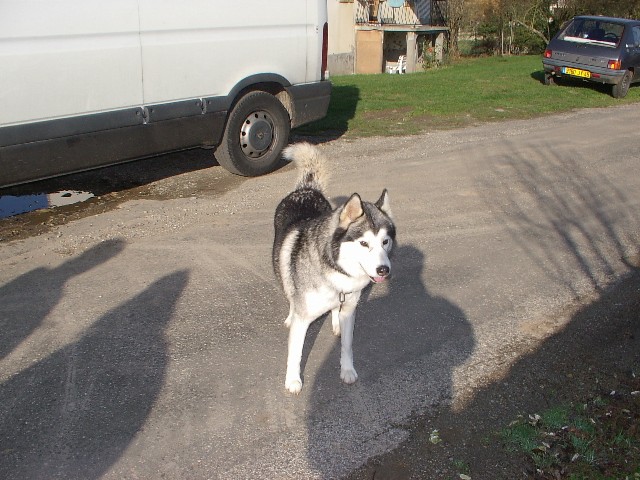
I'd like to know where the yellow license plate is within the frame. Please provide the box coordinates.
[563,67,591,78]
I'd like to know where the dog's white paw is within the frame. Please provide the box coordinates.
[285,377,303,394]
[341,368,358,385]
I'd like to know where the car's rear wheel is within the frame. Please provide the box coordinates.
[215,91,290,176]
[611,70,632,99]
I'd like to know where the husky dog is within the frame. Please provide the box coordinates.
[273,143,395,394]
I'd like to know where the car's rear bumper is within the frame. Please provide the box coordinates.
[543,59,626,85]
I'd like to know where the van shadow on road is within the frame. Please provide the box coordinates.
[292,85,360,142]
[0,148,221,200]
[0,242,189,480]
[304,244,475,477]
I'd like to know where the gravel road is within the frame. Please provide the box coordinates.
[1,105,639,479]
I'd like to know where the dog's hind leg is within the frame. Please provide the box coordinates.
[285,316,311,394]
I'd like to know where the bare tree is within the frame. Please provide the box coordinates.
[562,0,640,18]
[446,0,466,58]
[504,0,553,45]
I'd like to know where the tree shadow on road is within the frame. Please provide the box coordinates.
[479,141,639,297]
[347,261,640,479]
[0,267,189,480]
[345,139,640,478]
[305,244,475,478]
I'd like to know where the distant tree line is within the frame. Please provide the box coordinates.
[448,0,640,57]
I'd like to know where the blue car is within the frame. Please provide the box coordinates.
[542,15,640,98]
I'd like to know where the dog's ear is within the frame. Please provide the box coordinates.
[375,189,393,219]
[339,193,364,228]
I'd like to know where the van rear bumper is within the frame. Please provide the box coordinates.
[287,81,332,128]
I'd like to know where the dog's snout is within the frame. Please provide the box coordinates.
[376,265,390,277]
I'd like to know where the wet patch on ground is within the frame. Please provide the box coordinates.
[0,148,245,242]
[0,191,95,218]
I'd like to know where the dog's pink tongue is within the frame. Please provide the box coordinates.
[372,276,387,283]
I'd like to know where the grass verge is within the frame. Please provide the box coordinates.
[297,55,640,138]
[331,56,640,480]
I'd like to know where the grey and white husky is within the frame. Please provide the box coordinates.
[273,143,395,394]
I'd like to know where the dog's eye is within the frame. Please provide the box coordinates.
[360,241,369,248]
[383,239,389,246]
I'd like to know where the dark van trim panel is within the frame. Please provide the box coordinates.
[0,78,331,187]
[0,104,225,187]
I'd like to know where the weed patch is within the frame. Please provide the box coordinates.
[501,374,640,479]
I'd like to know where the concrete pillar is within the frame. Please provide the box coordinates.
[406,31,418,73]
[435,32,445,62]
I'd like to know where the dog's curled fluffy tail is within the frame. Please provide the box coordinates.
[282,142,328,193]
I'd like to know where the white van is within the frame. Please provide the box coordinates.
[0,0,331,187]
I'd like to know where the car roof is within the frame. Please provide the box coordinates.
[572,15,640,26]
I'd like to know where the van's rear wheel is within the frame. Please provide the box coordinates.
[216,91,290,176]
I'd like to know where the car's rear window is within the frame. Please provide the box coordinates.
[559,18,625,47]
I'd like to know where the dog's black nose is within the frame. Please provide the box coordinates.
[376,265,390,277]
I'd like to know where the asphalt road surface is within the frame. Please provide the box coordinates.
[1,105,639,479]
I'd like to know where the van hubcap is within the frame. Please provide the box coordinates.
[240,110,274,158]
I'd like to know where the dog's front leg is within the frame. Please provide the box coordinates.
[338,295,360,384]
[285,317,310,394]
[331,308,341,336]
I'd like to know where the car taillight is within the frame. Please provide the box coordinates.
[608,59,621,70]
[543,49,552,58]
[321,22,328,80]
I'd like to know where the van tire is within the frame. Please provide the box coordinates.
[611,70,632,98]
[216,91,290,176]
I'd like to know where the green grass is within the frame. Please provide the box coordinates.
[297,55,640,138]
[500,389,640,479]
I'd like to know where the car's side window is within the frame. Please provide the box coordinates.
[633,26,640,47]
